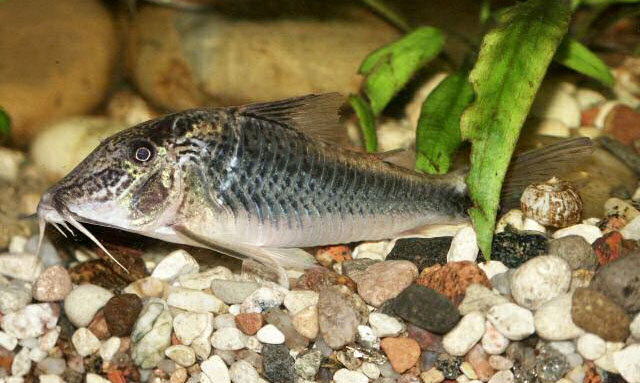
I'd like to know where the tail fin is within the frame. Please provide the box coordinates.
[501,137,594,210]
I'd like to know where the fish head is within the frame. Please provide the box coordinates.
[37,113,194,236]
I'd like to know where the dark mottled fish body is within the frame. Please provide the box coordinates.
[36,93,588,276]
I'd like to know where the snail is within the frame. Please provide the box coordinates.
[520,177,583,228]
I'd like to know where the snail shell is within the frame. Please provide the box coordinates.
[520,177,583,228]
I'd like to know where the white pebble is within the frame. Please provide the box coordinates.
[576,333,606,360]
[488,370,514,383]
[553,224,602,244]
[11,347,31,376]
[72,328,101,357]
[151,249,199,282]
[447,226,479,263]
[0,253,43,282]
[240,286,285,313]
[8,236,27,254]
[333,368,368,383]
[613,344,640,383]
[167,287,224,313]
[511,256,571,310]
[210,327,247,351]
[482,320,509,355]
[39,375,65,383]
[210,280,259,304]
[99,337,121,362]
[214,314,237,329]
[165,345,196,367]
[352,241,389,261]
[595,341,625,373]
[177,266,233,290]
[0,283,32,313]
[368,312,405,338]
[28,347,47,362]
[488,355,513,370]
[1,303,59,339]
[458,284,509,315]
[0,331,18,350]
[173,312,214,345]
[443,311,485,356]
[86,373,111,383]
[360,361,381,379]
[256,324,285,344]
[534,293,584,340]
[621,214,640,240]
[487,303,535,341]
[39,328,60,351]
[283,290,319,315]
[630,313,640,339]
[229,360,260,383]
[201,355,230,383]
[495,209,544,233]
[478,261,509,280]
[64,284,113,327]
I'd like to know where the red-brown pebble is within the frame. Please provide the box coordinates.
[104,294,143,337]
[407,324,443,352]
[604,104,640,145]
[88,310,111,340]
[592,231,636,265]
[295,266,357,292]
[465,344,494,381]
[235,313,264,335]
[315,245,352,267]
[380,337,421,373]
[417,261,491,305]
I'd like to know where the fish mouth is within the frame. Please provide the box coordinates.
[36,190,129,273]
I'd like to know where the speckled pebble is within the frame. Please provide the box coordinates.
[262,343,296,383]
[1,303,59,339]
[511,256,571,310]
[32,265,72,302]
[211,327,248,350]
[487,303,534,341]
[241,286,286,313]
[294,348,322,381]
[71,327,101,357]
[0,283,32,313]
[482,320,509,355]
[318,285,366,349]
[571,287,630,342]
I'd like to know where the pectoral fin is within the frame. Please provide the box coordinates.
[171,225,316,287]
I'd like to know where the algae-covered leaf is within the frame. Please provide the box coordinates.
[359,26,445,116]
[460,0,571,259]
[555,37,615,87]
[0,107,10,136]
[349,94,377,153]
[415,66,474,174]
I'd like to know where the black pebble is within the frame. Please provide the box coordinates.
[386,237,454,271]
[389,284,460,334]
[491,226,548,268]
[262,343,296,383]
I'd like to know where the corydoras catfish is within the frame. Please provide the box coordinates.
[35,93,590,282]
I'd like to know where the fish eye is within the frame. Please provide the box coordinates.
[130,140,156,164]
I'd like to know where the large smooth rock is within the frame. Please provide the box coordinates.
[589,253,640,313]
[126,6,398,110]
[0,0,117,145]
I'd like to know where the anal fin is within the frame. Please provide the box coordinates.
[172,225,316,288]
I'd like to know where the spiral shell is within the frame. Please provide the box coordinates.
[520,177,582,228]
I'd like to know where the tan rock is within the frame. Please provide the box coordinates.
[0,0,117,145]
[380,337,421,373]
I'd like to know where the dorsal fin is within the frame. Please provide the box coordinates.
[237,93,345,143]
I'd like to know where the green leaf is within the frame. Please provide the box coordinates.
[0,107,10,136]
[415,67,474,174]
[480,0,492,24]
[554,37,615,86]
[359,26,445,116]
[349,94,377,153]
[460,0,571,260]
[580,0,640,5]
